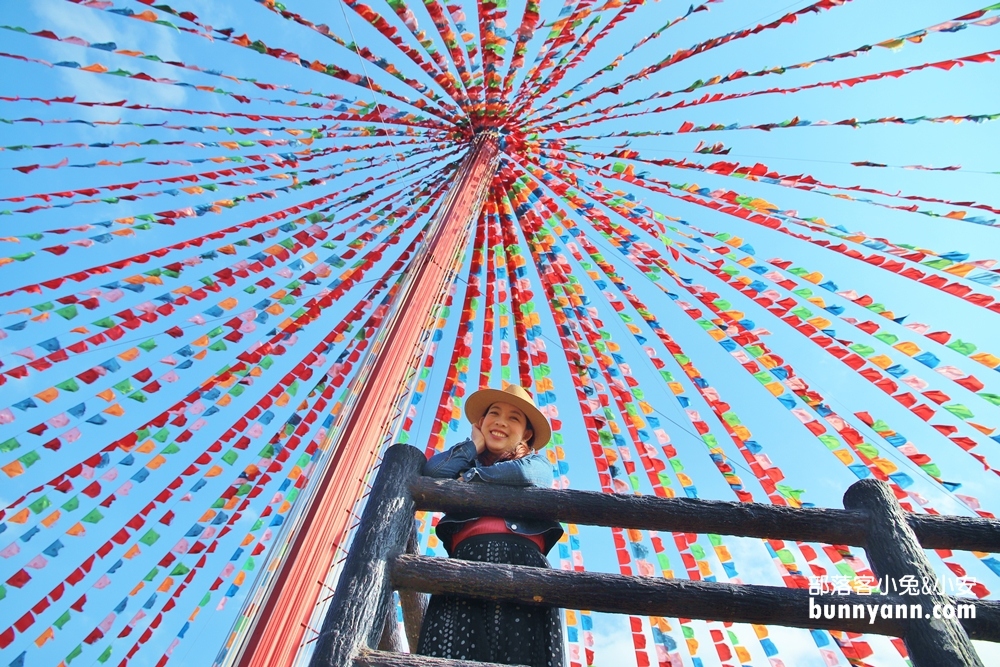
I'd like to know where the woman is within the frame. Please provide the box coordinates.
[417,384,566,667]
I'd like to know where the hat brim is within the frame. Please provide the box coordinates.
[464,389,552,450]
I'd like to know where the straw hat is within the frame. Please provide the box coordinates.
[464,384,552,450]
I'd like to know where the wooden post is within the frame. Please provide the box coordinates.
[398,527,428,652]
[377,600,406,653]
[843,479,984,667]
[308,444,426,667]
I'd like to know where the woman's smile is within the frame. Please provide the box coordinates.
[485,425,514,448]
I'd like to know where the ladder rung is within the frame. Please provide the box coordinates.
[410,477,1000,552]
[355,648,528,667]
[390,553,1000,642]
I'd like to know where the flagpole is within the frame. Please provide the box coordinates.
[233,132,502,667]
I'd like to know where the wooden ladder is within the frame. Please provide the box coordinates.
[301,444,1000,667]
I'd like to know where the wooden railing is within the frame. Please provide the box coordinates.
[304,444,1000,667]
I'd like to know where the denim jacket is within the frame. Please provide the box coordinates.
[422,438,564,556]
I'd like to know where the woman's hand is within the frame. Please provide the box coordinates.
[511,442,531,460]
[470,422,486,454]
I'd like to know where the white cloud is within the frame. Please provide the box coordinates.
[973,640,1000,664]
[31,0,189,112]
[589,613,642,667]
[720,535,785,587]
[763,625,842,667]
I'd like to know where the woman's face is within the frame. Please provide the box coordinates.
[478,401,533,456]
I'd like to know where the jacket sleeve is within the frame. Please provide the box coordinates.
[461,452,552,488]
[421,438,478,479]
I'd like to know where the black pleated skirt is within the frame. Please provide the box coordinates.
[416,534,566,667]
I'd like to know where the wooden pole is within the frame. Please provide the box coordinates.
[308,444,426,667]
[398,527,428,652]
[377,604,406,654]
[843,479,984,667]
[237,135,500,667]
[410,477,1000,552]
[390,554,1000,642]
[392,554,905,636]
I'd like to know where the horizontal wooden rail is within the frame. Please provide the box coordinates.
[305,447,1000,667]
[391,554,1000,642]
[355,649,527,666]
[410,478,1000,552]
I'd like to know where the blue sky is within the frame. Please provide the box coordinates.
[1,1,999,666]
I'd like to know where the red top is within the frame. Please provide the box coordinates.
[450,516,546,552]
